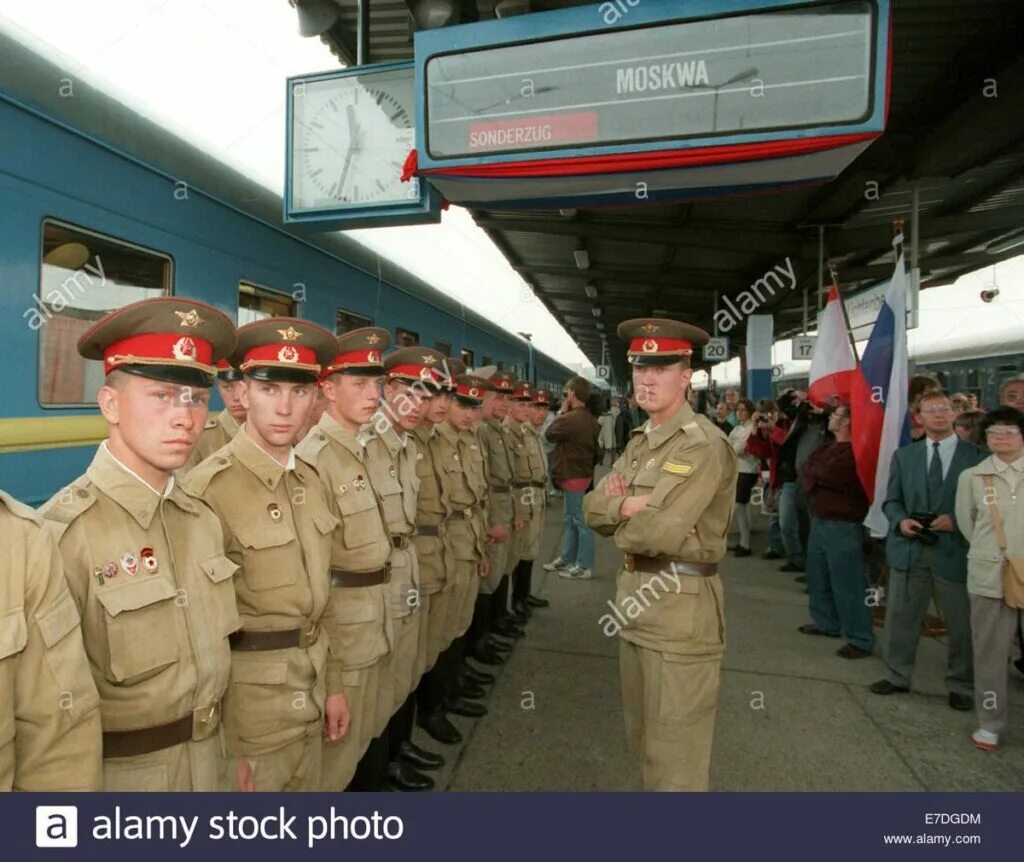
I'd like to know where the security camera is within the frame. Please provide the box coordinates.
[980,288,1000,303]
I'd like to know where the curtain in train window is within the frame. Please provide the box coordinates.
[396,328,419,347]
[239,282,296,324]
[337,308,373,334]
[37,221,169,406]
[460,348,474,367]
[434,339,452,356]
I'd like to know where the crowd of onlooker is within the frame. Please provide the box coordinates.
[696,376,1024,752]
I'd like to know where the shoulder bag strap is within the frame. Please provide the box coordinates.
[982,475,1008,552]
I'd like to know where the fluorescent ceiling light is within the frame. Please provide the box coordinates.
[584,284,598,299]
[591,305,602,318]
[574,249,590,270]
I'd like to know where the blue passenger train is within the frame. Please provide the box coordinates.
[0,31,573,505]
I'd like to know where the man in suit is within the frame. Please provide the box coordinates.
[870,391,987,709]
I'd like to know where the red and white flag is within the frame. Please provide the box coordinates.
[807,285,856,407]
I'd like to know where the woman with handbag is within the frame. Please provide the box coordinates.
[955,406,1024,751]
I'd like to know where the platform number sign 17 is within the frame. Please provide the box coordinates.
[792,335,817,361]
[702,337,729,363]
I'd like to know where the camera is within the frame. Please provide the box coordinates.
[980,288,1000,303]
[908,512,939,546]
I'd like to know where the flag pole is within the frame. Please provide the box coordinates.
[828,261,861,363]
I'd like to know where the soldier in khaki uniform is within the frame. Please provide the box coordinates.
[183,318,349,791]
[502,382,540,626]
[1,490,102,791]
[294,327,392,792]
[583,318,737,792]
[472,369,524,655]
[513,387,554,614]
[182,359,246,472]
[42,297,241,791]
[363,347,448,791]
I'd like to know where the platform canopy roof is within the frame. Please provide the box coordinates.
[294,0,1024,378]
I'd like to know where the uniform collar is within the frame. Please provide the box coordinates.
[317,410,366,459]
[231,427,299,491]
[413,424,436,444]
[438,420,461,444]
[218,409,241,436]
[89,442,199,527]
[372,411,408,454]
[640,401,696,449]
[503,416,522,433]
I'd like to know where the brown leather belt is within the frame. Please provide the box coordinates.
[330,567,389,587]
[489,484,511,493]
[391,535,410,549]
[229,623,320,651]
[103,701,221,759]
[623,554,718,577]
[512,481,532,489]
[415,524,444,538]
[448,508,478,520]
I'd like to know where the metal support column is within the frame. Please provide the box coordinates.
[356,0,369,65]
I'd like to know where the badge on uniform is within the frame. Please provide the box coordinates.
[470,443,478,450]
[416,452,424,461]
[120,552,138,576]
[388,464,397,479]
[140,547,158,575]
[353,475,367,491]
[631,459,638,469]
[93,566,105,586]
[645,458,657,470]
[103,561,118,581]
[453,453,460,462]
[267,503,282,522]
[338,483,348,495]
[662,461,694,476]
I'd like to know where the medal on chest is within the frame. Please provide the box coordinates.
[140,547,159,575]
[267,502,282,522]
[120,552,138,577]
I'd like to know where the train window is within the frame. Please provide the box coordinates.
[396,327,419,347]
[482,355,493,367]
[239,282,295,324]
[434,339,452,356]
[496,360,504,371]
[337,308,373,334]
[37,220,170,407]
[461,348,475,367]
[965,368,981,390]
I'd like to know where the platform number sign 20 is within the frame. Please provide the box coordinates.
[702,337,729,363]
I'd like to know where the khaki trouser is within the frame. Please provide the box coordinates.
[414,592,432,681]
[427,585,454,667]
[970,593,1020,735]
[102,734,228,791]
[447,560,479,642]
[618,640,722,791]
[483,531,509,593]
[320,662,377,790]
[243,733,322,792]
[373,610,421,737]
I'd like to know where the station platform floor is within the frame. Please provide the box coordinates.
[412,470,1024,791]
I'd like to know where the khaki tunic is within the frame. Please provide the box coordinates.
[364,413,421,735]
[479,417,516,593]
[435,422,486,641]
[1,491,102,791]
[521,423,548,560]
[413,424,456,666]
[295,411,390,790]
[183,432,342,791]
[182,410,240,473]
[583,403,737,792]
[42,444,240,791]
[504,417,537,573]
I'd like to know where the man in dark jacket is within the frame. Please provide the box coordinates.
[542,376,600,579]
[798,405,874,658]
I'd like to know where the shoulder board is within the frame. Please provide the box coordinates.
[39,480,98,527]
[0,489,43,525]
[180,451,234,496]
[204,417,219,430]
[683,417,712,443]
[295,428,329,464]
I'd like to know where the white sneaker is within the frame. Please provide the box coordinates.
[971,729,999,751]
[542,558,568,572]
[559,565,593,580]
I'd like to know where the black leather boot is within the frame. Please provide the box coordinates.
[416,709,463,745]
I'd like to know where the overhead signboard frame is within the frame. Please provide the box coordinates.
[412,0,891,209]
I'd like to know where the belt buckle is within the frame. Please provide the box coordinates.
[464,507,472,519]
[193,699,220,740]
[437,523,445,539]
[304,621,321,647]
[624,554,636,573]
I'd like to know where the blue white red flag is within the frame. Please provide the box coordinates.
[850,253,912,537]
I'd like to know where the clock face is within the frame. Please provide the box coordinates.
[289,67,418,212]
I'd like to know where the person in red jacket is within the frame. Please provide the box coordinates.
[796,404,874,658]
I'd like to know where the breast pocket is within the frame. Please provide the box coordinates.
[0,608,27,749]
[36,589,100,721]
[199,554,242,638]
[336,491,382,549]
[233,522,299,591]
[95,578,181,682]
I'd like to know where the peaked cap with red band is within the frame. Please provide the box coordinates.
[78,297,236,387]
[384,346,449,387]
[322,327,391,378]
[215,359,244,383]
[231,317,336,383]
[616,317,710,366]
[489,370,518,393]
[510,380,535,401]
[453,374,493,405]
[532,387,552,406]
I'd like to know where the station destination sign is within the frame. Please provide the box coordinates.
[423,0,875,160]
[412,0,890,209]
